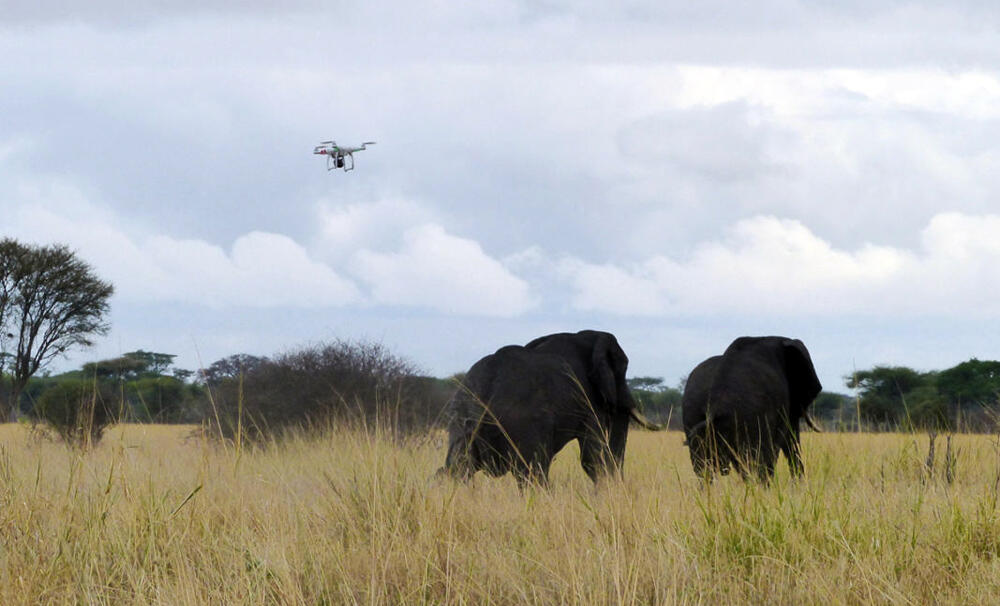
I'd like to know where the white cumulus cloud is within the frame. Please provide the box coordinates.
[315,196,438,262]
[6,196,361,308]
[143,231,362,308]
[561,213,1000,317]
[351,223,536,317]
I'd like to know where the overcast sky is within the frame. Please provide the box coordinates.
[3,2,1000,391]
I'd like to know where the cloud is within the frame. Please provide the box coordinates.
[0,1,326,26]
[351,224,536,317]
[560,213,1000,317]
[316,199,537,316]
[316,196,438,262]
[144,231,362,308]
[617,101,787,182]
[3,181,536,315]
[6,196,361,308]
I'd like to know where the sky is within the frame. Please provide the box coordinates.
[3,1,1000,392]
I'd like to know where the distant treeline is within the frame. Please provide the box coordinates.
[4,346,999,444]
[2,343,455,444]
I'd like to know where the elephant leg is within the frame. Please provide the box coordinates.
[688,437,713,481]
[687,424,721,481]
[748,436,783,483]
[710,417,744,477]
[731,441,770,483]
[782,437,804,478]
[747,425,781,482]
[731,451,751,481]
[579,410,630,483]
[512,455,551,488]
[606,408,631,475]
[755,454,777,483]
[712,428,743,478]
[443,428,478,481]
[579,433,616,483]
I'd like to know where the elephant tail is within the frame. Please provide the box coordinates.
[803,413,822,432]
[629,407,668,431]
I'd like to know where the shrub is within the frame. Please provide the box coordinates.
[203,341,452,442]
[33,379,118,446]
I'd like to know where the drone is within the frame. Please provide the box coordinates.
[313,140,376,172]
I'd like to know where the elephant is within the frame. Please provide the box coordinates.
[440,330,664,486]
[682,336,822,482]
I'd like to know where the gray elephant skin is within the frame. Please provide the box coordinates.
[440,330,663,486]
[682,336,822,481]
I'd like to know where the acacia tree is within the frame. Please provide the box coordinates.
[846,365,945,429]
[0,239,113,420]
[0,240,29,379]
[198,353,268,385]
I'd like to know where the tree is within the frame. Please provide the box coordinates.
[627,376,666,392]
[937,359,1000,408]
[198,353,268,385]
[81,355,149,381]
[627,376,681,426]
[845,366,943,429]
[80,350,176,382]
[811,392,851,417]
[0,240,113,421]
[0,239,30,381]
[121,350,176,375]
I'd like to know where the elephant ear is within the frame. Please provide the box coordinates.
[590,333,628,409]
[782,338,822,417]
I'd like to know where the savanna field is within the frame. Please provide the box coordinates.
[1,424,999,605]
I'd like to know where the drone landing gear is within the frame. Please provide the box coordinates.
[326,153,355,172]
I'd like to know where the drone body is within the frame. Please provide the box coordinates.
[313,140,375,171]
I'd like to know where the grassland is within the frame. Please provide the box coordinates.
[1,424,999,604]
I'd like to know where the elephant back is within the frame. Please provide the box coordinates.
[524,330,629,410]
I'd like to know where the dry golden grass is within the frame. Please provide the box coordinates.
[1,423,1000,604]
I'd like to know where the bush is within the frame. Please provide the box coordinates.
[127,376,188,422]
[203,341,452,442]
[908,397,950,430]
[33,379,118,446]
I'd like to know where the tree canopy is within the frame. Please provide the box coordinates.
[81,350,178,382]
[844,360,1000,431]
[0,239,113,420]
[936,359,1000,406]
